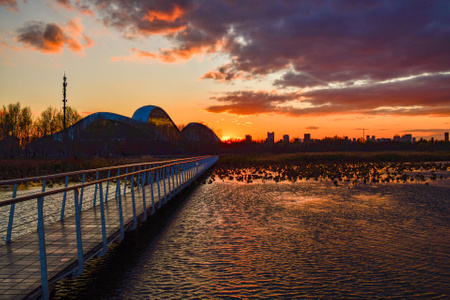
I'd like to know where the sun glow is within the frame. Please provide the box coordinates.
[221,135,242,143]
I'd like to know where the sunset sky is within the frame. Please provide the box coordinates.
[0,0,449,141]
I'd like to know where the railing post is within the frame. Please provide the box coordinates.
[6,184,18,243]
[37,196,49,300]
[167,166,172,200]
[123,167,128,196]
[137,165,141,190]
[116,179,124,241]
[98,182,108,256]
[149,170,155,214]
[156,168,161,209]
[105,169,111,202]
[177,165,181,193]
[79,173,86,208]
[60,175,69,221]
[182,164,186,188]
[115,169,120,199]
[74,189,84,277]
[130,170,137,229]
[188,162,192,183]
[93,171,99,207]
[162,167,167,204]
[171,166,176,197]
[147,165,152,186]
[140,170,147,222]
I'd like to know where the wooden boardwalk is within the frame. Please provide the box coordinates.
[0,158,214,300]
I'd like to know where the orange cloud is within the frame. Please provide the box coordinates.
[159,40,223,63]
[142,5,185,23]
[110,48,157,63]
[200,63,252,82]
[16,19,94,54]
[131,48,157,59]
[0,0,18,12]
[51,0,72,10]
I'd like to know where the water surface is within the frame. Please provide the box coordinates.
[53,179,450,299]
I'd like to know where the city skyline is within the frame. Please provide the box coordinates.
[1,1,449,141]
[239,131,448,144]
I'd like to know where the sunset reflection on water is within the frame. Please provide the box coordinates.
[54,179,450,299]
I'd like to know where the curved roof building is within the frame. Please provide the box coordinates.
[32,105,221,156]
[132,105,180,141]
[182,122,221,144]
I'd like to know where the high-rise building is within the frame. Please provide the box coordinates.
[245,135,252,142]
[267,132,275,143]
[402,134,412,143]
[445,132,449,142]
[283,134,290,143]
[304,133,311,142]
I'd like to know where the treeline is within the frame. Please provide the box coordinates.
[0,102,81,146]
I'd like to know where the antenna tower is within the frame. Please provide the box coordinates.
[63,72,67,130]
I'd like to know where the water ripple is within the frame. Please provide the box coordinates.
[53,180,450,299]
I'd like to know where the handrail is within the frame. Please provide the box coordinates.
[0,155,211,186]
[0,155,219,299]
[0,156,213,207]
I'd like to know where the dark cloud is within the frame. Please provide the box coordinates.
[76,1,449,80]
[0,0,18,11]
[80,0,193,35]
[55,0,73,10]
[206,73,450,117]
[17,22,65,53]
[72,0,449,116]
[207,90,301,115]
[200,63,247,82]
[305,126,320,130]
[16,19,93,54]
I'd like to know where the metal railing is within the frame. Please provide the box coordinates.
[0,155,218,299]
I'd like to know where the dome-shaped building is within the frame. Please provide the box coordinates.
[29,105,221,156]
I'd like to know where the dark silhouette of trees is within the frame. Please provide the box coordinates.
[0,102,33,146]
[0,102,81,145]
[35,106,81,138]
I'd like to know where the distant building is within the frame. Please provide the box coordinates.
[413,137,416,143]
[266,132,275,143]
[283,134,290,143]
[402,134,412,143]
[245,135,252,143]
[445,132,449,142]
[294,138,301,143]
[304,133,311,142]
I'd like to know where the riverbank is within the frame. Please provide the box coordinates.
[216,151,450,166]
[213,151,450,185]
[0,156,162,181]
[1,151,449,181]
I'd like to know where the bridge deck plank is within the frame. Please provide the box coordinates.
[0,178,170,299]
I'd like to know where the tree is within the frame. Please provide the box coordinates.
[35,106,81,137]
[56,106,81,129]
[35,107,59,137]
[0,102,33,145]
